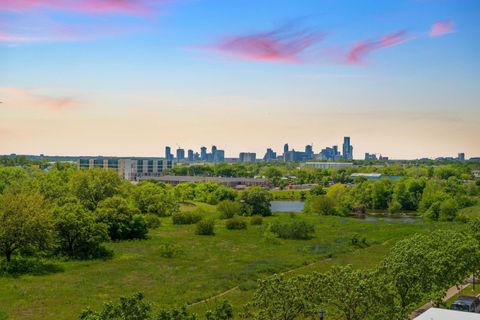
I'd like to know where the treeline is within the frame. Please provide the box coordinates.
[243,223,480,320]
[0,167,182,270]
[305,176,479,220]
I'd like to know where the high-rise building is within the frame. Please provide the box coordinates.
[239,152,256,163]
[214,150,225,162]
[319,146,341,161]
[342,137,353,160]
[187,149,194,162]
[176,148,185,161]
[200,146,207,161]
[458,153,465,161]
[365,153,377,161]
[304,145,314,160]
[263,148,277,161]
[165,146,173,161]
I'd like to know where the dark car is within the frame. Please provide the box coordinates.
[450,296,480,313]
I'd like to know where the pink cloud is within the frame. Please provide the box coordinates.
[0,87,79,110]
[429,20,454,37]
[346,30,411,65]
[214,24,326,63]
[0,0,158,15]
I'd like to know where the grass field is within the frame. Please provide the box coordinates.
[0,203,441,319]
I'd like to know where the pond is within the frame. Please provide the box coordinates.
[270,201,421,223]
[271,201,305,213]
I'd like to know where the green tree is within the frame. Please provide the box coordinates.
[304,195,336,215]
[242,274,316,320]
[70,168,122,210]
[53,203,109,259]
[240,187,272,216]
[0,192,52,263]
[80,292,152,320]
[133,181,178,217]
[217,200,241,219]
[95,196,148,240]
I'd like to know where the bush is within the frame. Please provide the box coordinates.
[172,211,202,225]
[196,219,215,235]
[240,187,272,216]
[144,214,161,229]
[217,200,241,219]
[270,220,315,240]
[159,242,183,258]
[250,215,263,225]
[225,217,247,230]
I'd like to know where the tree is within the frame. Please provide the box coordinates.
[205,300,234,320]
[242,274,316,320]
[313,266,385,320]
[304,195,336,215]
[217,200,241,219]
[53,203,109,259]
[95,196,148,241]
[438,198,458,221]
[80,292,152,320]
[309,185,326,196]
[133,181,178,217]
[240,187,272,216]
[70,168,122,210]
[0,192,52,263]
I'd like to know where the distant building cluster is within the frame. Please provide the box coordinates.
[365,153,389,161]
[169,145,225,163]
[78,158,173,181]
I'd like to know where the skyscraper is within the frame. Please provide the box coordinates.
[165,146,173,161]
[263,148,277,161]
[200,146,207,161]
[342,137,353,160]
[187,149,194,162]
[176,148,185,161]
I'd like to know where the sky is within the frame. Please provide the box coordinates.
[0,0,479,160]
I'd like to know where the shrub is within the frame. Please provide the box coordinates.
[159,242,183,258]
[250,215,263,225]
[172,211,202,225]
[240,187,272,216]
[196,219,215,235]
[225,217,247,230]
[270,220,315,240]
[144,214,161,229]
[217,200,241,219]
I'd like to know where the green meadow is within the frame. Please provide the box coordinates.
[0,203,440,319]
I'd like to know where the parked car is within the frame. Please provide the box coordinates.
[450,296,480,313]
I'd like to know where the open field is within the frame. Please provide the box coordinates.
[0,203,447,319]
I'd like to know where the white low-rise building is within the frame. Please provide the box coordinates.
[414,308,480,320]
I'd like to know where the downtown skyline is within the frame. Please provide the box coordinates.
[1,0,479,159]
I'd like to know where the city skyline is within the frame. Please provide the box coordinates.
[1,0,479,159]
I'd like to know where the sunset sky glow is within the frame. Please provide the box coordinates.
[0,0,479,159]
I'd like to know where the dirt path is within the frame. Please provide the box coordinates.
[187,258,331,307]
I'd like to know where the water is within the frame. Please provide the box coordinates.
[270,201,420,223]
[271,201,304,212]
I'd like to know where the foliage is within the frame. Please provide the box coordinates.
[195,219,215,235]
[70,168,122,210]
[0,191,53,263]
[217,200,241,219]
[172,210,203,225]
[225,217,247,230]
[240,187,272,217]
[309,185,326,196]
[270,220,315,240]
[53,203,109,259]
[205,300,234,320]
[95,196,148,241]
[133,181,178,217]
[80,292,152,320]
[250,215,263,225]
[144,214,161,229]
[159,242,183,259]
[242,274,316,320]
[304,195,336,216]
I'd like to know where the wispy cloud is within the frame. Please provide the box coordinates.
[212,23,326,63]
[346,30,411,65]
[0,87,79,110]
[0,0,159,15]
[429,20,454,37]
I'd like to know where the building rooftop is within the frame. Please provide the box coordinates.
[413,307,480,320]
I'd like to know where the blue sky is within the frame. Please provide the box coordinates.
[0,0,479,159]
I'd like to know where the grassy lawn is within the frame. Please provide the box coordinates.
[0,203,439,319]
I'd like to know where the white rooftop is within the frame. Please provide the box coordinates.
[414,308,480,320]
